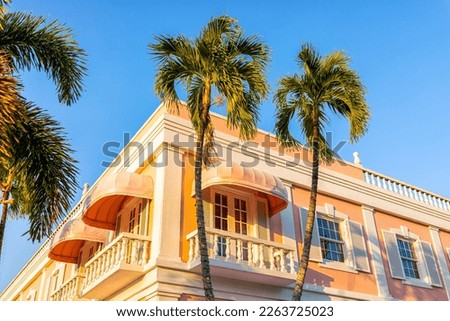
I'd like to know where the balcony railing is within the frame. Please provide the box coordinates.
[187,227,296,275]
[50,269,85,301]
[81,232,151,298]
[363,169,450,211]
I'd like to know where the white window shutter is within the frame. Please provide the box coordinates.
[419,240,442,287]
[348,220,370,273]
[299,207,322,262]
[382,231,405,280]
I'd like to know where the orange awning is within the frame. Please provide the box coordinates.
[193,162,288,216]
[82,171,153,230]
[48,219,108,264]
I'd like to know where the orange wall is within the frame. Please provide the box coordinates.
[374,210,448,300]
[181,152,197,262]
[291,185,378,296]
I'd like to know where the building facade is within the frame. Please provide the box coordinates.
[1,103,450,301]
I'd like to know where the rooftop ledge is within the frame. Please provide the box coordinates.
[362,168,450,212]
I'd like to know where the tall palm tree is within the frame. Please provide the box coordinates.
[0,102,78,259]
[274,44,370,300]
[0,4,87,259]
[150,16,269,300]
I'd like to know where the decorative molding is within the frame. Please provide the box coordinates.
[361,206,392,298]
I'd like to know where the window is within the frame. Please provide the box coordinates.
[128,208,137,233]
[383,227,442,288]
[210,188,270,262]
[115,200,145,236]
[317,217,344,262]
[299,204,371,273]
[214,193,228,257]
[397,238,419,279]
[213,192,249,258]
[115,213,122,237]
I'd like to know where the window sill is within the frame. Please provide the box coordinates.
[318,260,358,274]
[402,278,433,289]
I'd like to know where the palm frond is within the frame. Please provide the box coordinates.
[275,44,370,161]
[0,12,87,105]
[4,100,78,241]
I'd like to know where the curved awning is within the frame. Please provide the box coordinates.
[193,162,288,216]
[48,219,108,264]
[82,171,153,230]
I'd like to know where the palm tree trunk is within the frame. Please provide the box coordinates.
[0,170,14,260]
[195,125,215,301]
[194,83,215,300]
[292,109,320,301]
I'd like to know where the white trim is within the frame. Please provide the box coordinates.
[280,184,297,252]
[402,278,433,289]
[37,268,47,301]
[362,206,391,298]
[318,261,358,273]
[429,228,450,299]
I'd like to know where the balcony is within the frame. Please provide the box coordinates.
[81,232,151,300]
[186,227,297,286]
[50,269,85,301]
[363,169,450,211]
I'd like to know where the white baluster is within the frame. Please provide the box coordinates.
[236,239,242,263]
[247,242,253,266]
[212,234,218,257]
[194,235,199,259]
[279,249,286,272]
[258,244,265,269]
[364,172,370,183]
[381,178,388,190]
[417,191,424,203]
[131,239,138,264]
[376,176,382,188]
[104,249,111,271]
[370,173,376,185]
[289,250,295,274]
[225,237,231,261]
[120,238,128,263]
[393,182,399,194]
[269,246,275,270]
[432,196,438,207]
[387,180,393,192]
[398,184,404,196]
[115,240,121,265]
[143,240,150,263]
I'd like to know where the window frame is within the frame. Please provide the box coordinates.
[300,204,370,274]
[115,198,147,236]
[209,186,256,237]
[317,217,345,263]
[396,238,420,279]
[383,226,442,288]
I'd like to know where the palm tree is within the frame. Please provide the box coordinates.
[150,16,269,300]
[274,44,370,300]
[0,102,78,259]
[0,4,87,259]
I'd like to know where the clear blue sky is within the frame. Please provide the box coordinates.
[2,0,450,292]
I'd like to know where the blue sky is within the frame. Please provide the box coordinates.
[1,0,450,292]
